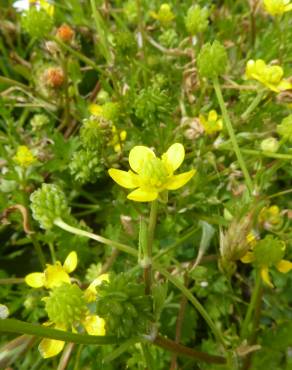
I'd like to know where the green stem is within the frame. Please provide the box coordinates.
[240,269,262,340]
[153,335,226,365]
[241,91,265,121]
[54,218,137,257]
[52,37,103,74]
[144,200,158,294]
[154,226,199,261]
[0,319,118,345]
[218,146,292,160]
[90,0,111,63]
[213,77,253,195]
[0,319,226,365]
[30,234,46,269]
[154,263,227,351]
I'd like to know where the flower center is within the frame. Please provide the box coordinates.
[45,283,88,328]
[254,236,285,267]
[139,157,169,189]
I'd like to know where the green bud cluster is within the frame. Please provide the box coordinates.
[95,274,152,338]
[30,183,70,229]
[185,5,209,35]
[197,41,228,79]
[30,114,50,129]
[277,114,292,142]
[114,31,137,56]
[45,284,88,327]
[158,29,178,48]
[134,86,172,126]
[254,236,285,267]
[101,102,120,123]
[69,149,103,184]
[80,117,103,151]
[21,8,53,39]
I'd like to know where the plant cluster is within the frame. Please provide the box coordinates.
[0,0,292,369]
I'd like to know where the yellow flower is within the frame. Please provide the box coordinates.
[263,0,292,16]
[241,236,292,287]
[13,145,36,168]
[30,0,54,16]
[108,143,196,202]
[245,59,292,93]
[39,282,106,358]
[89,104,104,117]
[38,314,106,358]
[199,110,223,135]
[25,251,77,289]
[150,3,175,25]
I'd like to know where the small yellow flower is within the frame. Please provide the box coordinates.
[263,0,292,16]
[25,251,77,289]
[199,110,223,135]
[241,236,292,287]
[259,205,282,228]
[150,3,175,25]
[108,143,195,202]
[245,59,292,93]
[13,145,36,168]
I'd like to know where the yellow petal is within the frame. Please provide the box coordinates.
[44,264,71,289]
[260,267,273,288]
[208,110,218,121]
[38,338,65,358]
[277,79,292,92]
[127,188,158,202]
[285,4,292,12]
[129,146,155,173]
[25,273,45,288]
[165,170,196,190]
[63,251,78,273]
[276,259,292,273]
[83,315,106,336]
[84,274,110,303]
[108,169,139,189]
[241,251,255,264]
[120,130,127,141]
[161,143,185,173]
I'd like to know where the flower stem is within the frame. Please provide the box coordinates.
[213,77,253,195]
[153,335,226,365]
[53,218,137,257]
[154,263,228,351]
[0,319,118,345]
[144,200,158,295]
[241,91,265,121]
[240,269,262,340]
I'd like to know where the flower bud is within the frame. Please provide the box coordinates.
[197,41,228,79]
[30,114,50,129]
[277,114,292,142]
[30,184,70,229]
[260,137,279,152]
[56,24,74,43]
[43,67,65,88]
[185,5,209,35]
[150,4,175,26]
